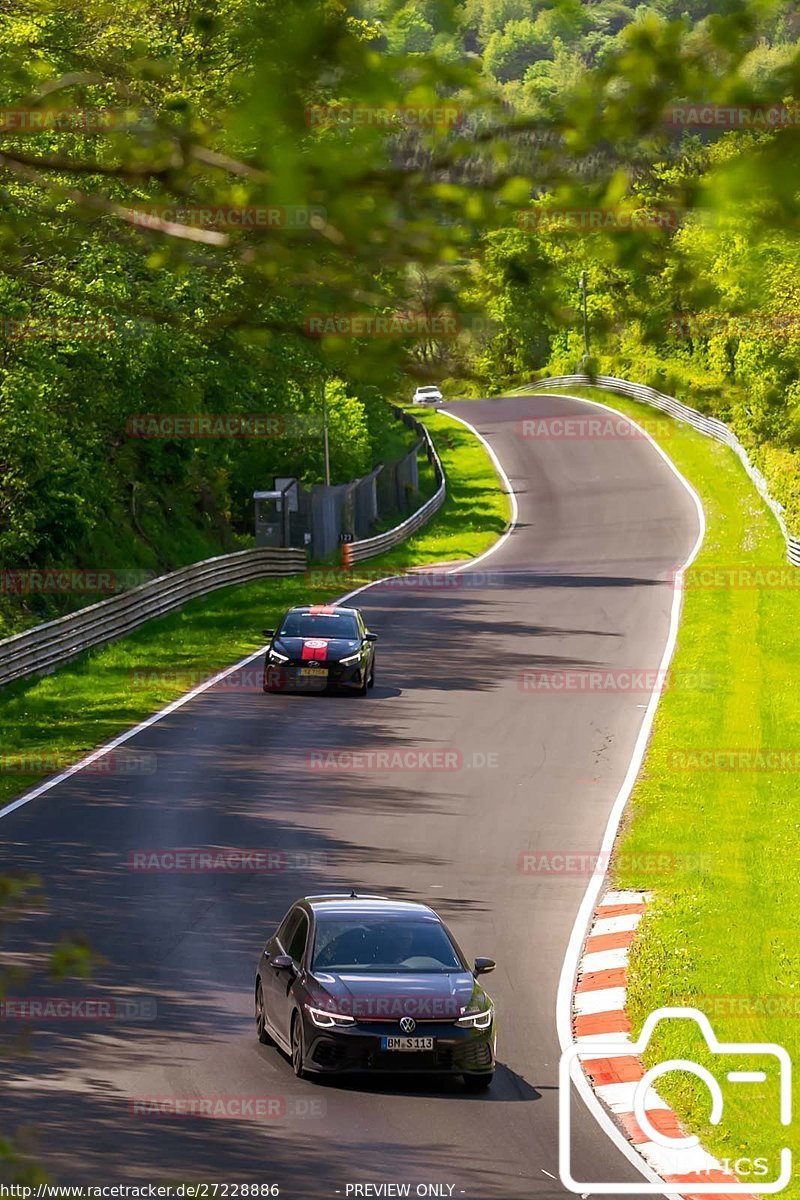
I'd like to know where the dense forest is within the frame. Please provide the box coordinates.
[1,0,799,634]
[390,0,800,526]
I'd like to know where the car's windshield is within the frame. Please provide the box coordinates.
[312,916,465,973]
[278,613,359,639]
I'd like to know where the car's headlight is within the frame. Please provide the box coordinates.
[268,648,289,663]
[305,1004,355,1028]
[338,651,361,666]
[456,1005,493,1029]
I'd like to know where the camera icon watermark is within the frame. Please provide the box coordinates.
[559,1007,792,1194]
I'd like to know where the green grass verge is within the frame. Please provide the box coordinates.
[527,384,798,1192]
[0,408,509,810]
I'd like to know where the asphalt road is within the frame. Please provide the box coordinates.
[0,394,701,1198]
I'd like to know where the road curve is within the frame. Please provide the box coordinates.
[0,394,701,1198]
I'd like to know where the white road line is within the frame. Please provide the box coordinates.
[0,647,266,820]
[0,573,415,823]
[551,389,706,1198]
[0,395,699,1194]
[0,407,519,823]
[438,408,519,574]
[0,393,701,1196]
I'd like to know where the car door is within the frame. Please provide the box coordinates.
[262,907,302,1044]
[356,611,367,672]
[358,612,373,673]
[272,909,310,1045]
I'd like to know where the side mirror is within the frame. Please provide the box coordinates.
[262,628,275,639]
[365,632,378,642]
[270,953,295,973]
[474,957,496,977]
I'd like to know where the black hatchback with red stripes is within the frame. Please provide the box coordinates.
[262,604,377,695]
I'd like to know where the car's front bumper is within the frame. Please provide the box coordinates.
[301,1018,495,1075]
[263,662,365,692]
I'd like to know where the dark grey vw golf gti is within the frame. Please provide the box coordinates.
[255,894,496,1089]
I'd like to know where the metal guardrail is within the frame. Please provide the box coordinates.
[0,546,306,690]
[526,374,800,568]
[342,406,447,567]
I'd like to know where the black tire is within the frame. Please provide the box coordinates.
[463,1072,494,1093]
[368,658,376,689]
[291,1012,307,1078]
[255,981,272,1045]
[356,670,369,697]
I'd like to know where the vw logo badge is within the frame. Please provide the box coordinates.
[400,1016,416,1033]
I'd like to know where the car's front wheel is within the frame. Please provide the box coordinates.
[291,1012,307,1078]
[463,1072,494,1092]
[255,981,272,1045]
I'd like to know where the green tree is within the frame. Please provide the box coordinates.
[484,17,553,82]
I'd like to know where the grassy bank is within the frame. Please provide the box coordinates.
[528,384,798,1192]
[0,409,509,810]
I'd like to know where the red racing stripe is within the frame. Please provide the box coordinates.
[301,639,329,661]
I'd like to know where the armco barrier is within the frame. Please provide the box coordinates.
[342,406,446,566]
[526,374,800,567]
[0,546,306,689]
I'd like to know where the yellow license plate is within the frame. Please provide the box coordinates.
[299,667,328,678]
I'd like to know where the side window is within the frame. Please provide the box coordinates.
[286,913,309,964]
[277,909,301,952]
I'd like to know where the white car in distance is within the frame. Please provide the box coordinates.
[412,385,443,405]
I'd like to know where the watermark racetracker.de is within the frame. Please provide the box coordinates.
[519,667,717,693]
[516,207,681,233]
[305,104,463,129]
[516,415,672,441]
[127,848,327,872]
[128,205,326,231]
[302,568,506,591]
[664,103,800,129]
[129,1095,326,1120]
[0,750,156,776]
[0,996,157,1022]
[668,749,800,771]
[304,749,499,771]
[518,850,715,876]
[0,569,154,594]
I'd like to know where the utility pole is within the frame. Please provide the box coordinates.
[322,381,331,486]
[578,270,590,362]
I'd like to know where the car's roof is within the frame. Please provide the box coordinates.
[285,604,360,615]
[416,385,441,390]
[301,895,440,919]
